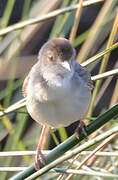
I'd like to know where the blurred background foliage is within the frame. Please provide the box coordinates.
[0,0,118,179]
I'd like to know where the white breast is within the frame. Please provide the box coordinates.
[26,77,91,128]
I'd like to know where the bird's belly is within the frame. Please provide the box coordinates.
[26,90,91,128]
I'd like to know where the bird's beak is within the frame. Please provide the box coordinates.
[61,61,71,71]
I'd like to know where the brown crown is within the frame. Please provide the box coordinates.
[40,38,75,62]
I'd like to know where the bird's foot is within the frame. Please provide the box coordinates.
[35,148,46,170]
[75,120,88,140]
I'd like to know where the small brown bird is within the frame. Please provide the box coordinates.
[22,38,92,169]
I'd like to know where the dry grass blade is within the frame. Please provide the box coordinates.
[0,167,27,172]
[0,151,36,156]
[69,0,83,43]
[109,79,118,107]
[79,151,118,156]
[2,150,118,157]
[65,133,118,180]
[91,69,118,81]
[55,168,118,178]
[1,167,118,178]
[98,13,118,73]
[94,61,118,107]
[77,0,117,63]
[81,42,118,67]
[87,12,118,117]
[0,0,104,36]
[0,98,26,117]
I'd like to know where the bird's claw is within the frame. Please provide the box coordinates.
[35,149,46,170]
[75,120,88,140]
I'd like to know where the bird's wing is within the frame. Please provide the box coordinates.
[22,64,48,98]
[73,61,93,90]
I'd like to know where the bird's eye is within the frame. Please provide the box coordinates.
[48,54,54,61]
[47,51,54,62]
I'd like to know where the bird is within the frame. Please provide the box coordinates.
[22,37,93,169]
